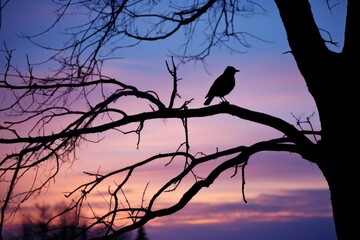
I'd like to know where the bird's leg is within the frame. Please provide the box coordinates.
[220,97,229,104]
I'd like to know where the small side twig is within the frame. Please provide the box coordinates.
[166,56,182,109]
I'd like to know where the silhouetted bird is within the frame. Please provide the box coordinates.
[204,66,240,105]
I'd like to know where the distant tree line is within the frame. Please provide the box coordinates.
[10,202,148,240]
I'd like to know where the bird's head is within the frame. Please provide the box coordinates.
[225,66,240,74]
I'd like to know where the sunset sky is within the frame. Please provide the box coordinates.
[0,0,347,239]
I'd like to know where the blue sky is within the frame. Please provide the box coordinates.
[0,0,347,239]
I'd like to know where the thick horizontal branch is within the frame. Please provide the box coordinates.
[0,104,315,155]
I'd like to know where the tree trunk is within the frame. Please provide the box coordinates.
[274,0,356,239]
[318,147,355,240]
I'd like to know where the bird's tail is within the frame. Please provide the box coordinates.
[204,96,213,105]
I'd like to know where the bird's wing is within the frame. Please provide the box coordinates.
[205,75,223,98]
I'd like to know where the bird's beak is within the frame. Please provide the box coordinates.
[236,69,240,72]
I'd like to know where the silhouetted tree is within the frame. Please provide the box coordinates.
[134,227,149,240]
[18,202,87,240]
[0,1,354,240]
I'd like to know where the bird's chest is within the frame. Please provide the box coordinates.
[219,78,235,94]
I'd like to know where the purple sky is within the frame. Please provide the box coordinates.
[0,0,347,239]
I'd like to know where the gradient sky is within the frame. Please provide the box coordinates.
[0,0,347,239]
